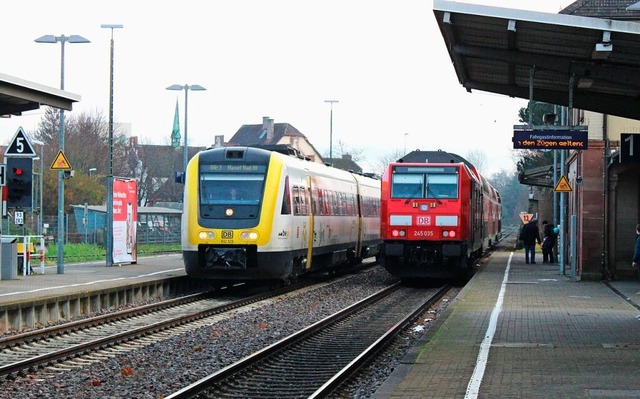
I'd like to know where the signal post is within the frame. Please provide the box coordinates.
[2,127,43,276]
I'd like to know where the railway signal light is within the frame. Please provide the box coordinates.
[6,157,33,209]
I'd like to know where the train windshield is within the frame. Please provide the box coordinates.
[199,169,265,205]
[391,167,459,199]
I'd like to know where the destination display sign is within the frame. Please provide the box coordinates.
[202,164,267,173]
[512,130,588,150]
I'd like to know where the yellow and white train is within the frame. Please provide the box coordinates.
[182,146,381,284]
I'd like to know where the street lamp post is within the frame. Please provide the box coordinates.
[35,34,90,274]
[101,24,123,267]
[31,140,45,275]
[324,100,338,162]
[166,84,206,176]
[31,140,44,236]
[404,133,409,154]
[88,167,97,176]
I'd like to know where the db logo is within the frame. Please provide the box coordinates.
[416,216,431,226]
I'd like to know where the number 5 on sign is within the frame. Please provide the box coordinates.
[4,127,37,157]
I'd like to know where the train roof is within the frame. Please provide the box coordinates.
[397,150,474,170]
[200,146,380,184]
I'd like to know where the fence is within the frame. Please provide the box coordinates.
[2,212,181,246]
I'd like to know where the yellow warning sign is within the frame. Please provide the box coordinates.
[554,175,572,192]
[50,151,72,170]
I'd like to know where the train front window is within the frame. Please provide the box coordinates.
[426,174,458,199]
[391,174,424,199]
[391,171,458,199]
[200,173,264,205]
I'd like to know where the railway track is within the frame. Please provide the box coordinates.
[165,283,450,398]
[0,277,332,380]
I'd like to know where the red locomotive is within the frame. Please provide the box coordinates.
[380,150,501,282]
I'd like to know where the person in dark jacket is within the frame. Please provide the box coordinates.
[541,220,557,263]
[519,219,541,264]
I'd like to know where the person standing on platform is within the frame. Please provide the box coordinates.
[519,219,541,264]
[632,224,640,293]
[542,220,556,263]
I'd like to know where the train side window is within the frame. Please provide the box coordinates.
[333,191,338,215]
[300,187,308,215]
[345,193,350,216]
[281,176,292,215]
[350,194,356,216]
[391,174,424,198]
[293,186,301,215]
[316,188,324,216]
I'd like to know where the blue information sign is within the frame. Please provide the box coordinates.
[512,130,588,150]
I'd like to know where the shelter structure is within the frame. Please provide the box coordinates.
[433,0,640,280]
[0,72,79,116]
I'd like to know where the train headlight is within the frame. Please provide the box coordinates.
[391,229,406,237]
[198,231,215,240]
[442,231,449,237]
[442,230,456,238]
[225,208,234,216]
[449,230,456,238]
[241,231,259,241]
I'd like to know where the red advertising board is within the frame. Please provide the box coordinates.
[112,178,137,264]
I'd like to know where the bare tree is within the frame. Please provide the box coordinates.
[324,139,366,163]
[31,107,130,214]
[465,149,488,174]
[372,148,405,177]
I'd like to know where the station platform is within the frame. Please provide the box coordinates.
[0,253,186,303]
[0,253,194,333]
[374,243,640,398]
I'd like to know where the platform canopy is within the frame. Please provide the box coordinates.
[0,72,80,117]
[433,0,640,120]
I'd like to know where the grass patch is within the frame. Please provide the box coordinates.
[44,243,181,264]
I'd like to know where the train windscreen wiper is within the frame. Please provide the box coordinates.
[425,184,443,204]
[404,185,423,204]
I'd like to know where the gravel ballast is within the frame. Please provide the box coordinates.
[1,267,455,398]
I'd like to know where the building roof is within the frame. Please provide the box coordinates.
[560,0,640,19]
[327,154,363,173]
[433,0,640,120]
[228,122,305,146]
[0,72,80,116]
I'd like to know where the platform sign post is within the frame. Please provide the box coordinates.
[519,213,534,224]
[111,178,137,264]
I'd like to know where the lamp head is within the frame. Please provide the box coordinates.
[67,35,90,44]
[34,35,57,43]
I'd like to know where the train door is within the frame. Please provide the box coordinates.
[305,175,315,269]
[354,180,365,260]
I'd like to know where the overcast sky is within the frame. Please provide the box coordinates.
[0,0,573,176]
